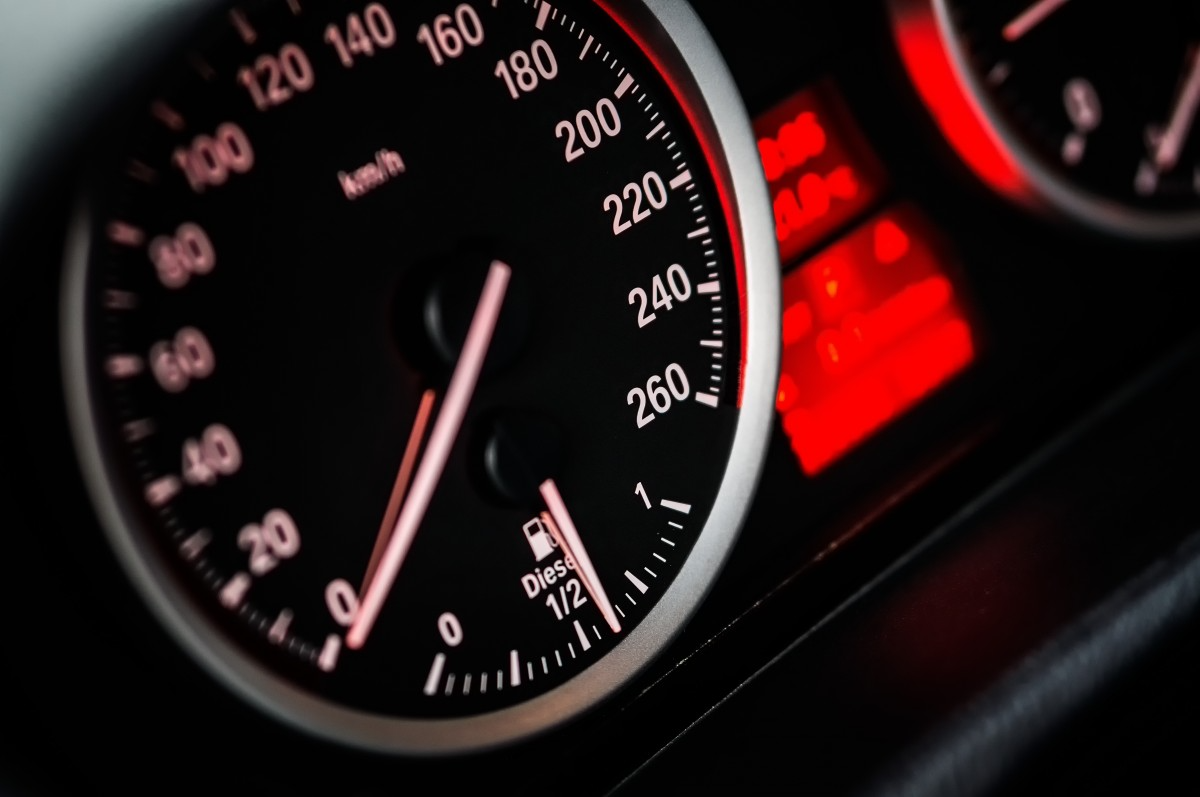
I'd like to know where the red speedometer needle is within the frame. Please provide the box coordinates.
[347,261,512,650]
[359,387,437,598]
[539,478,622,634]
[1001,0,1069,42]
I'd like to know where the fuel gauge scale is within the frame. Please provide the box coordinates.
[63,0,778,753]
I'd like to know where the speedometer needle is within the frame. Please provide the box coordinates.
[347,260,512,650]
[1155,45,1200,172]
[359,388,437,598]
[539,478,622,634]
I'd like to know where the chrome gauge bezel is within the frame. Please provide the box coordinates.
[62,0,779,754]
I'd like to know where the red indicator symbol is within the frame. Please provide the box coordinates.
[776,206,976,475]
[754,82,886,265]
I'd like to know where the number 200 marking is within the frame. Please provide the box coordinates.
[558,98,621,162]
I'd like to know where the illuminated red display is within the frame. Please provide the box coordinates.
[776,206,976,475]
[755,82,885,265]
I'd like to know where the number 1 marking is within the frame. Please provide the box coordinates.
[635,481,652,509]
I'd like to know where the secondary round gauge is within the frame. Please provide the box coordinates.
[903,0,1200,238]
[62,0,776,753]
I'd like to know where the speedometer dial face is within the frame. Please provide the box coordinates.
[63,0,777,753]
[933,0,1200,237]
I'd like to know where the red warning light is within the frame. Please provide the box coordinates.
[755,82,886,265]
[777,206,976,475]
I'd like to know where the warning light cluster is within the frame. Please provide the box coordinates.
[755,82,885,264]
[757,83,979,475]
[773,206,975,475]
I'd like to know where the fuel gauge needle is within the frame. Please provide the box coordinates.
[347,260,512,650]
[539,478,622,634]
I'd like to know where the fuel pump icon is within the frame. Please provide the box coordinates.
[523,517,558,562]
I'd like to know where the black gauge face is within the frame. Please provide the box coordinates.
[65,0,777,753]
[940,0,1200,231]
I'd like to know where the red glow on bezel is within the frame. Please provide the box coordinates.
[594,0,750,407]
[891,6,1028,199]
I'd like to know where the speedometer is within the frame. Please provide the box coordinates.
[62,0,777,753]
